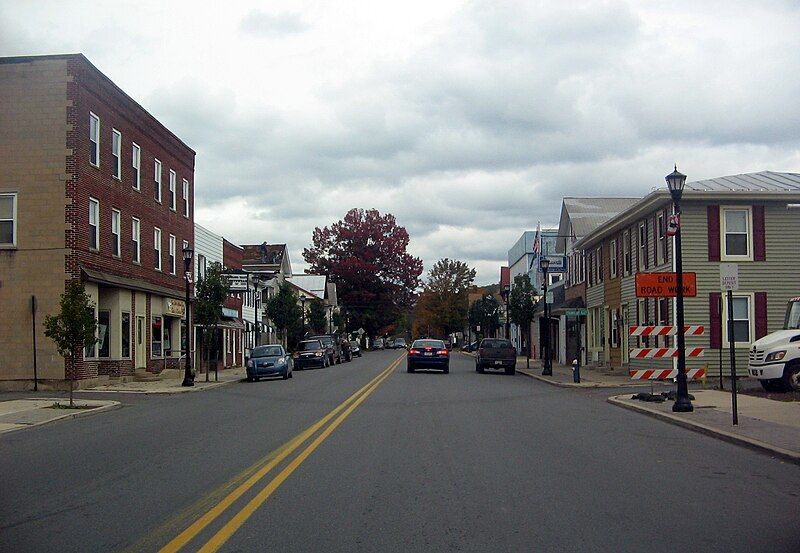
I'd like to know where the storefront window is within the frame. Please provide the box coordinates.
[98,310,110,358]
[152,316,162,357]
[164,321,172,356]
[85,307,96,358]
[122,312,131,358]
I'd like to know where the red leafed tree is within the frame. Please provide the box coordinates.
[303,208,423,336]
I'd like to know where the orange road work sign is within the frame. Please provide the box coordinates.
[635,272,697,298]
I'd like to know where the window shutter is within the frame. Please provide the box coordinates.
[753,205,766,261]
[644,220,649,269]
[707,206,720,261]
[653,215,658,267]
[755,292,768,339]
[709,293,721,349]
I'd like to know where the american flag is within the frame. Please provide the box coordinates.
[533,222,541,255]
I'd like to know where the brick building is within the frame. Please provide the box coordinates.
[0,54,195,389]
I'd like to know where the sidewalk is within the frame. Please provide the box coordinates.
[80,367,246,394]
[508,354,671,389]
[609,390,800,465]
[0,398,120,435]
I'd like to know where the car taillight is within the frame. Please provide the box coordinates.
[409,349,420,355]
[437,349,449,356]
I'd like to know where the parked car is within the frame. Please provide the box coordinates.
[292,339,329,369]
[386,339,396,349]
[394,338,407,349]
[462,341,479,352]
[407,339,449,374]
[246,345,293,381]
[309,334,342,365]
[349,340,362,358]
[476,338,516,375]
[373,338,385,350]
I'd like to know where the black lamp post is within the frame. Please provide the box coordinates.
[666,165,693,412]
[328,305,334,334]
[181,246,194,387]
[540,257,552,376]
[500,284,510,339]
[252,274,261,348]
[300,296,306,337]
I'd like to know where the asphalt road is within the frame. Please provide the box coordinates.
[1,350,798,552]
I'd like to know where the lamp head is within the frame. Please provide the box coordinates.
[665,164,687,201]
[540,257,550,271]
[182,246,193,262]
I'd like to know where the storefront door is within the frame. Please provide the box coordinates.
[135,316,146,369]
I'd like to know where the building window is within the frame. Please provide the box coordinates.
[596,246,603,283]
[132,143,141,190]
[723,294,753,346]
[98,310,110,358]
[0,193,17,247]
[637,299,646,348]
[111,209,121,257]
[721,207,752,260]
[89,112,100,167]
[154,227,162,271]
[85,306,96,358]
[610,240,617,278]
[197,253,207,280]
[182,179,190,217]
[154,159,162,203]
[89,197,100,250]
[152,316,163,357]
[132,217,140,263]
[122,312,131,358]
[623,230,631,275]
[169,170,176,210]
[169,234,176,275]
[638,222,647,271]
[611,309,620,348]
[112,129,121,179]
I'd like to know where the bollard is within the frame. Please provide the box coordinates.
[572,358,581,383]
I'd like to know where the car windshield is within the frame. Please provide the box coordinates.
[252,345,283,357]
[395,339,406,345]
[350,341,359,347]
[313,336,333,346]
[298,340,322,351]
[412,340,445,349]
[481,339,512,349]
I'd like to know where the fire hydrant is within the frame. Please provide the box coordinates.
[572,358,581,383]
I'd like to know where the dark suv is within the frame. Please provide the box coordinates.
[309,334,343,365]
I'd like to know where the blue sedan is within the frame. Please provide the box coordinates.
[407,339,450,374]
[246,345,293,381]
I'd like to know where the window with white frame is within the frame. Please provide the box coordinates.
[723,294,753,346]
[89,198,99,250]
[132,143,141,190]
[610,240,617,278]
[182,179,189,217]
[0,193,17,247]
[169,234,176,275]
[197,253,207,280]
[623,230,631,275]
[111,209,121,257]
[154,159,162,202]
[132,217,141,263]
[596,246,603,283]
[154,227,162,271]
[721,207,752,260]
[89,112,100,166]
[657,211,667,264]
[169,170,176,210]
[112,129,121,179]
[638,222,647,271]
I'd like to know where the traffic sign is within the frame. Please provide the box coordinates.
[635,272,696,298]
[566,308,587,318]
[720,263,739,291]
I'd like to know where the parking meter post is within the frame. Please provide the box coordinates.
[727,289,739,425]
[572,359,580,383]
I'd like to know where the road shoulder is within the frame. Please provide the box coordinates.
[0,398,121,435]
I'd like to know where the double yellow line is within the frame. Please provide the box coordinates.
[158,355,401,553]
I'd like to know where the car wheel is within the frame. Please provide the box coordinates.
[246,375,254,382]
[443,365,449,374]
[780,363,800,392]
[282,369,290,380]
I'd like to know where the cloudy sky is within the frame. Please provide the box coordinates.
[2,0,799,284]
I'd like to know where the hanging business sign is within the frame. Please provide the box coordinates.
[539,256,567,272]
[163,298,186,317]
[635,272,696,298]
[225,273,249,291]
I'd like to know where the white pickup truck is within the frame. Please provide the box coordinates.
[748,297,800,392]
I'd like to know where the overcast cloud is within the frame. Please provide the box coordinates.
[2,0,798,284]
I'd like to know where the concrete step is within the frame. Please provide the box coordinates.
[132,371,161,382]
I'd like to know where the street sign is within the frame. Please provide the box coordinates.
[356,328,365,336]
[635,272,696,298]
[225,273,249,291]
[545,291,553,304]
[566,308,587,318]
[720,263,739,291]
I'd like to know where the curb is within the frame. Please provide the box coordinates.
[516,368,665,389]
[607,395,800,466]
[78,377,243,395]
[0,400,122,436]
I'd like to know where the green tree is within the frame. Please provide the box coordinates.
[308,299,327,334]
[43,281,98,407]
[267,282,302,348]
[508,274,536,360]
[414,258,476,340]
[469,295,500,340]
[196,262,231,380]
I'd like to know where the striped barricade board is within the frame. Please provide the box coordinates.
[628,325,704,336]
[629,347,704,359]
[629,368,706,380]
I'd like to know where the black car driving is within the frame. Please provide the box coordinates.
[407,339,450,374]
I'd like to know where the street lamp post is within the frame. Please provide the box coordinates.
[300,296,306,337]
[181,247,194,387]
[666,165,693,412]
[500,284,510,340]
[328,305,334,334]
[252,274,261,348]
[540,257,552,376]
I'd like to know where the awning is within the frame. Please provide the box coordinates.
[81,266,184,300]
[195,317,246,330]
[550,297,586,315]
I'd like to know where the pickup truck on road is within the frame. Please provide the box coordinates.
[476,339,516,375]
